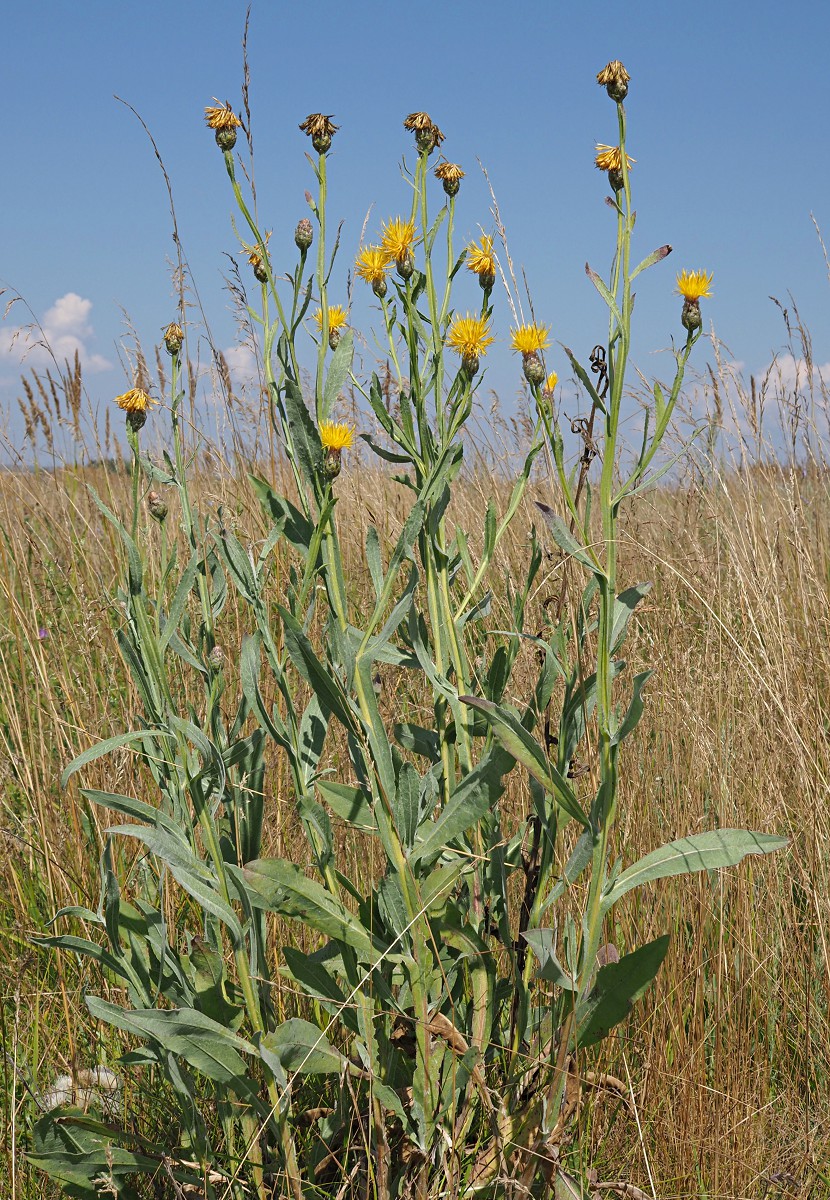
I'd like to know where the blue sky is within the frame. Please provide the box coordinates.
[2,0,829,460]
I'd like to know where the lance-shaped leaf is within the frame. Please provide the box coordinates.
[630,243,672,281]
[522,928,576,990]
[410,749,507,865]
[611,668,653,745]
[602,829,788,911]
[283,377,322,490]
[535,502,603,577]
[460,697,590,829]
[242,857,385,962]
[585,261,623,332]
[576,935,670,1047]
[322,327,354,417]
[86,997,257,1092]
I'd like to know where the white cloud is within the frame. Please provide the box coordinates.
[0,292,111,373]
[758,353,830,394]
[221,344,260,388]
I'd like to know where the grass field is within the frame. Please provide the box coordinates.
[1,342,829,1198]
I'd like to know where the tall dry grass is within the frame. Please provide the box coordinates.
[1,335,829,1198]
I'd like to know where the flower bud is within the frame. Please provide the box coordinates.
[208,645,226,670]
[396,252,415,281]
[372,276,388,299]
[522,352,547,387]
[294,218,314,251]
[681,299,702,333]
[147,490,168,523]
[323,448,343,480]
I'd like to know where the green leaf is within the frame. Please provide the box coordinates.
[283,377,322,490]
[86,996,256,1091]
[603,829,788,911]
[261,1017,344,1075]
[585,261,623,332]
[317,779,377,832]
[460,697,590,829]
[411,750,507,865]
[87,484,144,596]
[107,824,244,945]
[249,474,314,557]
[611,668,652,745]
[534,501,603,576]
[243,857,384,962]
[394,761,420,853]
[366,524,384,599]
[62,730,168,789]
[281,947,357,1030]
[322,327,354,417]
[522,929,576,990]
[158,553,200,651]
[279,605,357,733]
[576,935,670,1047]
[630,242,672,281]
[611,582,652,653]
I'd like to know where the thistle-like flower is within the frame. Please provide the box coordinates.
[543,371,558,396]
[355,245,392,297]
[511,324,551,355]
[319,420,355,480]
[381,217,418,279]
[447,313,495,376]
[676,270,713,332]
[434,160,465,197]
[299,113,339,154]
[466,235,497,291]
[596,60,631,103]
[313,304,349,349]
[204,101,242,150]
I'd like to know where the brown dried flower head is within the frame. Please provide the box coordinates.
[404,112,433,132]
[205,100,242,150]
[596,60,630,102]
[299,113,339,153]
[434,160,465,197]
[162,322,183,355]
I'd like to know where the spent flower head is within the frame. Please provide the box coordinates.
[594,144,635,173]
[114,387,155,432]
[466,235,497,290]
[205,100,242,150]
[299,113,339,153]
[596,60,631,102]
[162,322,183,355]
[434,160,465,197]
[403,111,444,154]
[511,323,551,355]
[242,231,271,282]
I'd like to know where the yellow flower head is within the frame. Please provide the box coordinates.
[466,235,496,279]
[543,372,559,396]
[447,313,495,360]
[204,101,241,132]
[355,245,391,286]
[114,388,155,414]
[511,323,551,355]
[381,217,418,264]
[313,305,349,332]
[319,421,355,451]
[594,144,635,173]
[675,270,713,301]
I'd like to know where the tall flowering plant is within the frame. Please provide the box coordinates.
[32,65,783,1200]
